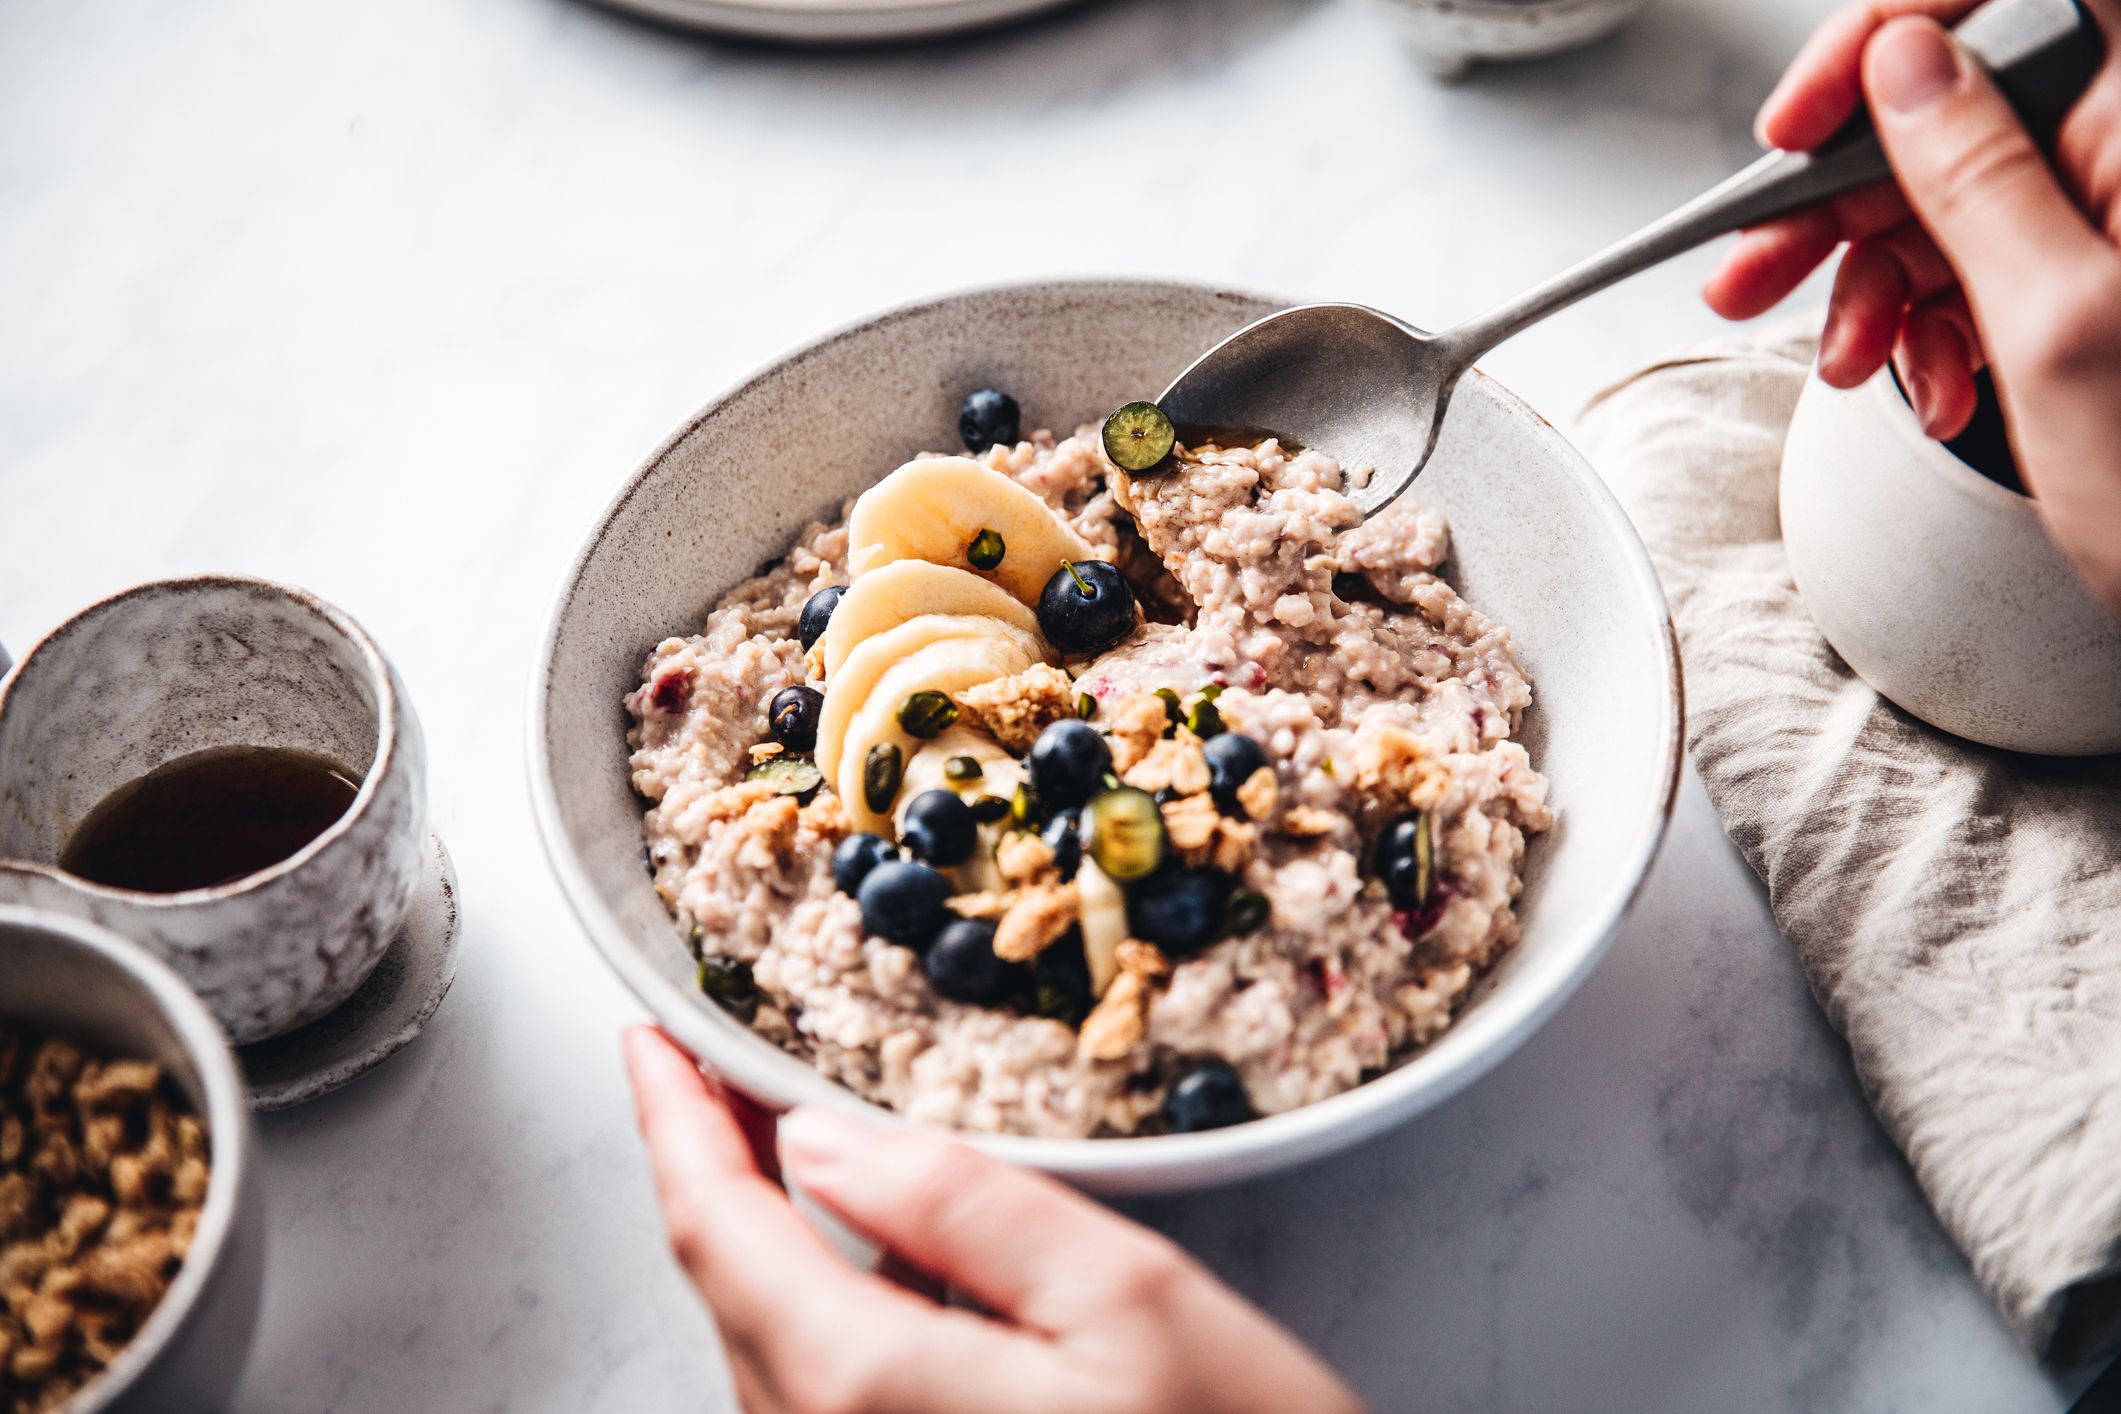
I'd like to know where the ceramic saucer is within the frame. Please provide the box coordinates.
[238,832,459,1111]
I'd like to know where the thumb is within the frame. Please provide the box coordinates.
[1863,16,2110,356]
[778,1105,1189,1333]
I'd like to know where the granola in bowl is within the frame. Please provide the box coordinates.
[625,392,1550,1139]
[0,1027,210,1414]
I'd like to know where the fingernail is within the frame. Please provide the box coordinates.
[1908,370,1938,430]
[779,1106,867,1169]
[1818,309,1847,378]
[1871,20,1961,114]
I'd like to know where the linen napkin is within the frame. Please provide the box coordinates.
[1575,326,2121,1368]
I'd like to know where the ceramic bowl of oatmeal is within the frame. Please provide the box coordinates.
[530,279,1681,1193]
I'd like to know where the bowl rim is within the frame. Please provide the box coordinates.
[0,573,404,907]
[527,274,1684,1182]
[0,904,255,1410]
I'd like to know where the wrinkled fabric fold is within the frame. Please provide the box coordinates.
[1577,326,2121,1368]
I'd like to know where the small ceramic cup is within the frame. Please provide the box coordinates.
[1781,368,2121,756]
[0,576,429,1043]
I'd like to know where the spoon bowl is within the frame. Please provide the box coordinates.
[1158,303,1461,518]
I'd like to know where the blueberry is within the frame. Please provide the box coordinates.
[1162,1059,1255,1133]
[1041,808,1082,882]
[1037,560,1138,656]
[958,389,1021,451]
[1375,811,1435,911]
[797,586,844,651]
[1126,866,1230,958]
[1203,732,1268,815]
[1031,930,1092,1024]
[768,685,824,751]
[832,832,898,895]
[902,790,978,868]
[924,918,1027,1006]
[857,859,952,950]
[1027,719,1111,813]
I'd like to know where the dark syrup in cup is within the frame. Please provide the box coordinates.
[60,746,362,893]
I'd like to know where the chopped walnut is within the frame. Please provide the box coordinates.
[1114,940,1170,979]
[697,778,780,825]
[1353,721,1448,812]
[994,884,1080,962]
[956,664,1078,754]
[1277,806,1343,839]
[732,795,801,871]
[1161,793,1221,853]
[1208,819,1259,874]
[1124,737,1209,796]
[1103,694,1169,774]
[1234,766,1278,822]
[945,890,1011,921]
[1077,970,1153,1062]
[994,832,1057,888]
[0,1027,207,1414]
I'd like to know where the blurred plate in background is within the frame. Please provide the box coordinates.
[591,0,1089,42]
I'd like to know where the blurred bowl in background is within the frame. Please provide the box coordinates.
[586,0,1087,43]
[1370,0,1651,79]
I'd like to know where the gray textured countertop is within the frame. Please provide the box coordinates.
[0,0,2085,1408]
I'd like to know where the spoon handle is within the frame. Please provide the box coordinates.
[1436,0,2105,370]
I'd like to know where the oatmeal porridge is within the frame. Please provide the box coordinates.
[625,392,1550,1138]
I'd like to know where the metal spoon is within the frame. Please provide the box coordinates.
[1159,0,2105,518]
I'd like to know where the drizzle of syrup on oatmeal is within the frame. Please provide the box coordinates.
[60,746,362,893]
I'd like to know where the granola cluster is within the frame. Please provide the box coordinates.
[0,1029,209,1414]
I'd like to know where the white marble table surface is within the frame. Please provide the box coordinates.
[0,0,2094,1408]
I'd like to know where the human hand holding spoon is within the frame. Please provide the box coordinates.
[1158,0,2103,517]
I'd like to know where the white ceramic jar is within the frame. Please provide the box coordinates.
[1780,368,2121,757]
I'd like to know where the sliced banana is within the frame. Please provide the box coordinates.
[821,560,1047,679]
[895,725,1025,894]
[1076,858,1130,997]
[816,613,1042,784]
[846,455,1095,607]
[835,635,1039,835]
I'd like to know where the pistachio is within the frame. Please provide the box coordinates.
[967,528,1006,571]
[897,690,959,739]
[863,743,904,813]
[1225,888,1270,935]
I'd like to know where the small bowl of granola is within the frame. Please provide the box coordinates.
[530,279,1682,1193]
[0,906,264,1413]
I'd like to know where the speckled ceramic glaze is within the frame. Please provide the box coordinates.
[0,577,429,1044]
[239,831,460,1112]
[0,905,265,1414]
[528,279,1682,1194]
[1368,0,1651,79]
[1782,369,2121,756]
